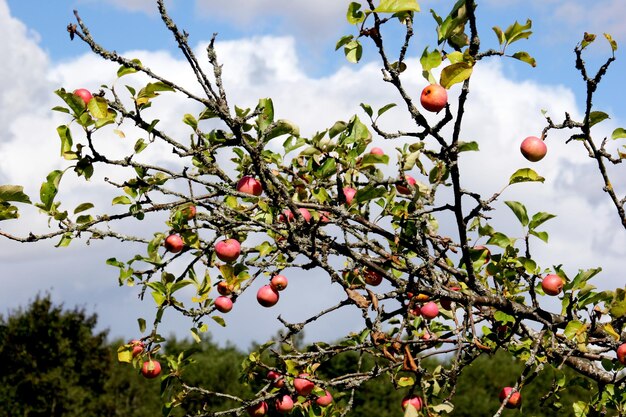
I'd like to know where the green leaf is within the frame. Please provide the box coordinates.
[573,401,589,417]
[0,185,31,204]
[335,35,354,51]
[440,62,473,89]
[134,138,148,154]
[608,288,626,318]
[564,320,588,340]
[55,233,72,248]
[87,96,109,119]
[117,345,133,363]
[486,232,514,248]
[604,33,618,52]
[282,136,306,153]
[611,128,626,140]
[347,2,365,24]
[457,141,479,152]
[212,315,226,327]
[117,58,142,77]
[494,311,515,324]
[589,111,609,127]
[344,39,363,63]
[182,114,198,130]
[529,211,556,230]
[509,168,545,185]
[112,196,132,205]
[492,26,505,45]
[56,125,77,160]
[257,98,274,133]
[529,230,549,243]
[355,186,387,203]
[397,376,414,387]
[265,119,299,140]
[511,51,536,67]
[377,103,397,117]
[420,47,442,72]
[39,170,64,212]
[503,19,532,45]
[373,0,420,13]
[361,153,389,167]
[73,202,94,214]
[360,103,373,118]
[138,318,146,333]
[580,32,596,50]
[504,201,529,226]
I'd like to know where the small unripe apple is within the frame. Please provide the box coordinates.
[275,394,294,414]
[215,239,241,262]
[370,147,385,155]
[315,390,333,407]
[617,343,626,365]
[396,175,416,195]
[401,395,423,411]
[420,301,439,320]
[267,370,285,388]
[364,269,382,286]
[130,339,144,358]
[343,187,357,205]
[520,136,547,162]
[294,373,315,396]
[181,205,196,220]
[247,401,268,416]
[217,281,233,296]
[257,285,279,307]
[141,360,161,379]
[420,84,448,113]
[237,176,263,196]
[541,274,564,296]
[73,88,93,105]
[499,386,521,409]
[270,274,288,291]
[164,234,184,253]
[214,296,233,313]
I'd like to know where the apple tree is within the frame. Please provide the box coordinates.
[1,0,625,416]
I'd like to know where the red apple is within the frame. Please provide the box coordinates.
[270,274,288,291]
[279,208,311,223]
[257,285,279,307]
[370,147,385,156]
[73,88,93,105]
[541,274,564,296]
[164,234,184,253]
[237,176,263,196]
[141,360,161,379]
[364,269,382,286]
[315,390,333,407]
[617,343,626,365]
[181,205,196,220]
[215,239,241,263]
[401,395,423,411]
[275,394,294,414]
[440,286,461,311]
[420,84,448,113]
[267,370,285,388]
[294,374,315,396]
[499,386,521,409]
[520,136,547,162]
[217,281,233,296]
[396,175,416,195]
[420,301,439,320]
[247,401,268,416]
[343,187,357,205]
[214,296,233,313]
[130,339,144,358]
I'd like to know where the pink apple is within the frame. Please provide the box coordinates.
[237,176,263,196]
[541,274,564,296]
[275,394,294,414]
[130,339,144,358]
[401,395,423,411]
[257,285,279,307]
[267,370,285,388]
[215,239,241,262]
[420,84,448,113]
[294,374,315,396]
[370,147,385,156]
[616,343,626,365]
[164,234,184,253]
[343,187,357,205]
[214,296,233,313]
[279,208,311,223]
[73,88,93,105]
[499,386,521,409]
[364,269,382,286]
[396,175,416,195]
[217,281,233,296]
[141,360,161,379]
[270,274,288,291]
[315,390,333,407]
[420,301,439,320]
[520,136,547,162]
[247,401,268,416]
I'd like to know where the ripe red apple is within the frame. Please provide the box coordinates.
[294,374,315,396]
[279,208,311,223]
[499,386,521,409]
[364,269,382,286]
[396,175,416,195]
[73,88,93,105]
[420,84,448,113]
[420,301,439,320]
[247,401,268,416]
[237,176,263,196]
[270,274,288,291]
[520,136,547,162]
[370,147,385,156]
[315,390,333,407]
[541,274,564,296]
[214,296,233,313]
[141,360,161,379]
[267,370,285,388]
[181,205,196,220]
[275,394,294,414]
[217,281,233,296]
[257,285,279,307]
[215,239,241,262]
[130,339,144,358]
[401,395,423,411]
[164,234,184,253]
[617,343,626,365]
[343,187,357,205]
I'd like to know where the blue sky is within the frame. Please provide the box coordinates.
[1,0,626,348]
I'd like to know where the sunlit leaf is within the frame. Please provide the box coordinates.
[509,168,545,185]
[0,185,31,204]
[440,62,473,89]
[374,0,420,13]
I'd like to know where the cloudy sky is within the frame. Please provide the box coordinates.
[1,0,625,348]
